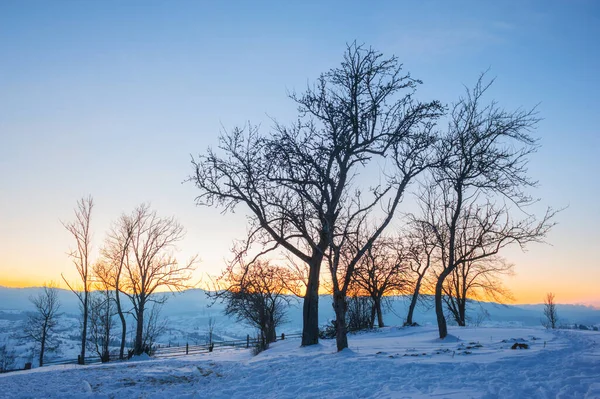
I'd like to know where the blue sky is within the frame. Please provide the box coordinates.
[0,0,598,303]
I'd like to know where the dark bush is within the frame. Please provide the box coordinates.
[319,321,337,339]
[346,295,373,332]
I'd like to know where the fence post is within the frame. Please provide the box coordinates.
[246,334,250,348]
[186,342,189,355]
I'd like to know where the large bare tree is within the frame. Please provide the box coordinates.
[62,195,93,364]
[24,282,61,367]
[121,204,196,355]
[424,76,556,339]
[190,43,442,346]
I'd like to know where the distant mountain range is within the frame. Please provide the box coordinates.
[2,286,599,329]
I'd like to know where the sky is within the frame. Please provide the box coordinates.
[0,0,598,305]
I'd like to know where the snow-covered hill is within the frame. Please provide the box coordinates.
[1,325,599,398]
[3,286,599,328]
[1,286,599,369]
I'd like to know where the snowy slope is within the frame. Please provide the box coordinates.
[1,326,599,398]
[2,286,599,369]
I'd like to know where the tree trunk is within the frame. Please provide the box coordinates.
[435,277,448,339]
[369,302,376,329]
[458,298,466,326]
[80,291,88,364]
[103,293,110,362]
[134,301,145,355]
[267,313,276,343]
[406,277,423,326]
[301,256,322,346]
[115,289,127,360]
[333,292,348,351]
[447,298,460,326]
[374,296,384,328]
[39,325,47,367]
[435,181,462,339]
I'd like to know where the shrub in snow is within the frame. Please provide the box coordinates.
[346,295,373,332]
[578,324,589,331]
[511,343,529,349]
[319,321,337,339]
[318,296,375,340]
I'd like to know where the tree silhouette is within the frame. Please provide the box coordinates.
[423,76,557,339]
[190,43,442,346]
[62,196,93,364]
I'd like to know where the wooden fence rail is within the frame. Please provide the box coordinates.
[33,332,303,369]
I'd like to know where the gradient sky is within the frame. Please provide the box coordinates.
[1,0,598,305]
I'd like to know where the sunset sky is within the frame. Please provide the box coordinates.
[1,1,598,305]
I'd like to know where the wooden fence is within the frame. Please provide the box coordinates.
[27,332,303,369]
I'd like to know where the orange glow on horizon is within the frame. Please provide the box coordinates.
[1,276,598,307]
[0,277,57,289]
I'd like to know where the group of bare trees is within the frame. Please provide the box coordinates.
[191,43,443,351]
[190,42,556,351]
[59,198,196,364]
[351,237,408,328]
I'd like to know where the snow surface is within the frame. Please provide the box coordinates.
[1,326,599,398]
[2,286,600,369]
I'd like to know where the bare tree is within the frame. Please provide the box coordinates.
[404,217,437,326]
[0,343,16,372]
[442,256,514,326]
[141,301,168,353]
[543,292,558,329]
[121,204,196,355]
[98,213,137,360]
[62,196,93,364]
[473,307,491,327]
[206,316,216,347]
[424,76,557,339]
[24,283,61,367]
[352,236,409,328]
[210,260,291,350]
[87,285,115,362]
[190,43,442,346]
